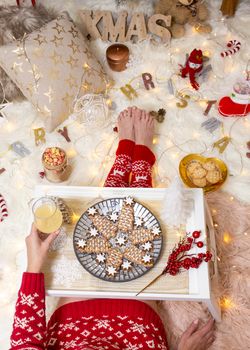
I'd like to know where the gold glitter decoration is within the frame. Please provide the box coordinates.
[49,51,63,65]
[52,22,65,34]
[68,40,80,54]
[68,25,78,38]
[50,35,64,47]
[66,55,79,68]
[33,34,47,46]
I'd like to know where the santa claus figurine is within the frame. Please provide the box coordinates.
[180,49,203,90]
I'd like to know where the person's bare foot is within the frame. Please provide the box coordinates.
[177,318,215,350]
[118,107,134,142]
[134,108,154,149]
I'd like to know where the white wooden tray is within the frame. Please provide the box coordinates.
[34,186,213,297]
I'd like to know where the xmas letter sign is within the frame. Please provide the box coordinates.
[80,11,171,43]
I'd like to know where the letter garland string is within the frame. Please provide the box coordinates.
[0,194,8,222]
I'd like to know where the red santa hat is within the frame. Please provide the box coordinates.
[189,49,203,64]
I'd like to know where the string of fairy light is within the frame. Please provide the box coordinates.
[1,13,250,313]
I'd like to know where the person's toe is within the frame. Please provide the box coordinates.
[127,107,132,118]
[142,110,147,120]
[135,107,142,119]
[118,112,123,122]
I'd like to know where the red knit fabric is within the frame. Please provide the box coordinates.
[104,140,155,188]
[130,145,156,188]
[10,273,168,350]
[104,139,135,187]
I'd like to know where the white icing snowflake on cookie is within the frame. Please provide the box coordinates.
[89,227,98,237]
[142,241,153,251]
[152,227,161,236]
[109,212,119,222]
[135,217,144,227]
[142,254,152,264]
[124,196,134,205]
[88,207,97,215]
[116,236,127,246]
[106,266,117,277]
[121,260,132,271]
[77,239,87,248]
[96,253,106,263]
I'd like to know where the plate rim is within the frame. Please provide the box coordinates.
[73,197,163,283]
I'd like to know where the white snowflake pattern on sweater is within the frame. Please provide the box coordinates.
[11,275,168,350]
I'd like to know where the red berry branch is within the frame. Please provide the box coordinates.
[136,230,212,295]
[163,230,212,276]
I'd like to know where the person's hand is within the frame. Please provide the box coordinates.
[25,223,59,273]
[177,318,215,350]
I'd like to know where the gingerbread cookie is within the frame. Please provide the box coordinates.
[91,213,118,239]
[124,245,144,265]
[118,202,134,232]
[106,248,123,270]
[81,237,111,253]
[130,228,155,244]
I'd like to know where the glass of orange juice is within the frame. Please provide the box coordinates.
[32,197,63,234]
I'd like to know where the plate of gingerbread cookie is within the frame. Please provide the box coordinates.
[179,154,228,193]
[73,196,162,282]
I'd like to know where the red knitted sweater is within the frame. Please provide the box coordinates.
[10,273,168,349]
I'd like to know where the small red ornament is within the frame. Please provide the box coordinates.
[113,126,118,133]
[196,241,204,248]
[39,171,45,179]
[192,230,201,239]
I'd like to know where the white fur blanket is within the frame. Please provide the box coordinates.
[0,0,250,348]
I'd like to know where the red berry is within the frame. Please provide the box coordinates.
[184,258,191,265]
[187,237,193,243]
[192,231,201,239]
[197,241,204,248]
